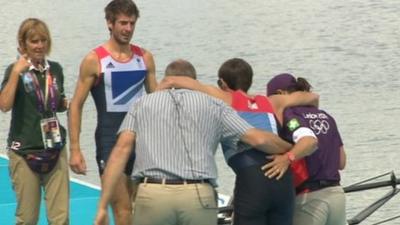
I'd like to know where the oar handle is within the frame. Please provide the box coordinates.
[345,172,400,193]
[344,178,400,193]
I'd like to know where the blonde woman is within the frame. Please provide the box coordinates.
[0,18,69,224]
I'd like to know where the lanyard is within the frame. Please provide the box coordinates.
[28,70,58,113]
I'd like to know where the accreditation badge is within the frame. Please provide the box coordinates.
[40,117,62,149]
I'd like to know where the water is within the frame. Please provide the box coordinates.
[1,0,400,223]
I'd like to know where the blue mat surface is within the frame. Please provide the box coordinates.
[0,156,114,225]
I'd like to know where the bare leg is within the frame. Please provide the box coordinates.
[101,173,133,225]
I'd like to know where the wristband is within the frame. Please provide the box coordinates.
[286,151,296,162]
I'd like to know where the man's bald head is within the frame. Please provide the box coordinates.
[165,59,197,79]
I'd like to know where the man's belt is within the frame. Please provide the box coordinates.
[140,177,210,185]
[296,180,340,194]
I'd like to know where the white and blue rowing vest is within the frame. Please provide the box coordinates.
[91,45,147,156]
[93,45,147,112]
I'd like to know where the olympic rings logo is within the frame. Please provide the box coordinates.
[309,119,330,135]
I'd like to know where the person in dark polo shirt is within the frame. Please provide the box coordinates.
[0,18,69,225]
[264,73,347,225]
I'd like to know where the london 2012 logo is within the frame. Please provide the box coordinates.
[309,119,330,135]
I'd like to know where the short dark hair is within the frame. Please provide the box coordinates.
[165,59,197,79]
[218,58,253,92]
[105,0,140,23]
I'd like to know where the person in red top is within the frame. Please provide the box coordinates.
[157,58,319,225]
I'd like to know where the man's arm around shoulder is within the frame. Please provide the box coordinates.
[240,128,292,154]
[157,75,231,103]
